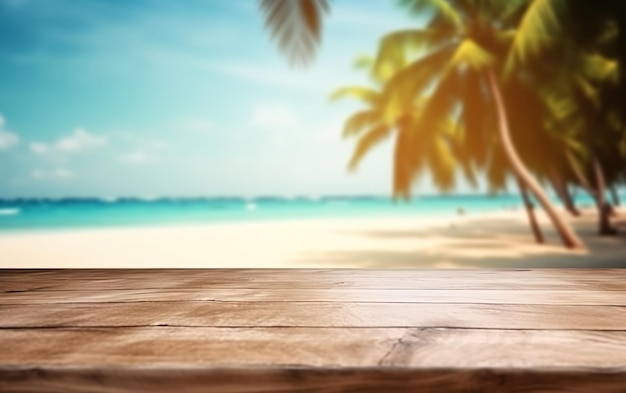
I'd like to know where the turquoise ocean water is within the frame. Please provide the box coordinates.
[0,193,602,233]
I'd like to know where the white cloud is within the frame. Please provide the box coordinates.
[0,114,19,150]
[0,131,19,150]
[55,128,107,153]
[251,101,299,129]
[30,128,107,158]
[31,168,74,181]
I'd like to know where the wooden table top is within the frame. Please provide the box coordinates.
[1,269,625,392]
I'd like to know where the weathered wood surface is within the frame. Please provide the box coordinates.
[1,269,626,392]
[4,288,626,305]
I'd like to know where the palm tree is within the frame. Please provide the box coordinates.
[331,55,458,199]
[259,0,556,245]
[507,0,624,235]
[259,0,330,67]
[370,0,584,249]
[261,0,626,247]
[333,52,553,244]
[542,62,621,234]
[331,54,544,243]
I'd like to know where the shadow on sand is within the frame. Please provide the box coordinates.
[294,214,626,269]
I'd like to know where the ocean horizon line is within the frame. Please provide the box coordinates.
[0,191,601,233]
[0,192,526,204]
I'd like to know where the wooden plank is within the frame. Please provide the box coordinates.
[0,327,404,368]
[1,328,626,392]
[2,288,626,306]
[379,328,626,368]
[2,302,626,330]
[2,269,626,392]
[4,274,626,291]
[1,327,625,369]
[4,269,626,287]
[2,367,625,393]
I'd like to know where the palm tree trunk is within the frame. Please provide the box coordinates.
[563,184,580,215]
[591,157,617,235]
[516,175,544,244]
[487,70,585,250]
[566,154,594,196]
[548,168,580,217]
[565,153,606,219]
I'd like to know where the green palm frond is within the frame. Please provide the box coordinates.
[486,144,509,194]
[330,86,379,105]
[353,54,375,71]
[572,74,601,110]
[446,38,495,72]
[460,69,490,168]
[498,0,532,27]
[348,124,392,170]
[428,137,456,192]
[505,0,566,74]
[544,92,577,125]
[393,117,425,200]
[260,0,330,67]
[581,54,619,85]
[449,131,479,188]
[373,28,440,81]
[494,29,517,47]
[341,110,380,138]
[379,44,456,123]
[407,64,461,142]
[561,135,586,157]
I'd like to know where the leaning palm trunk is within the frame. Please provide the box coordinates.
[566,153,603,215]
[566,154,594,197]
[561,183,580,216]
[591,156,617,235]
[548,169,580,217]
[516,175,544,244]
[487,71,585,250]
[567,153,617,234]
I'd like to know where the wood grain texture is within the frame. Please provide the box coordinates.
[3,269,626,291]
[2,301,626,329]
[3,288,626,305]
[1,327,625,369]
[1,269,625,392]
[0,327,405,367]
[4,277,625,291]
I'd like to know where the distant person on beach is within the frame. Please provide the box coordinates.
[457,207,465,216]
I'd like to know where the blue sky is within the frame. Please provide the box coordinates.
[0,0,467,198]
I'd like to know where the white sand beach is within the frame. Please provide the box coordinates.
[1,208,625,269]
